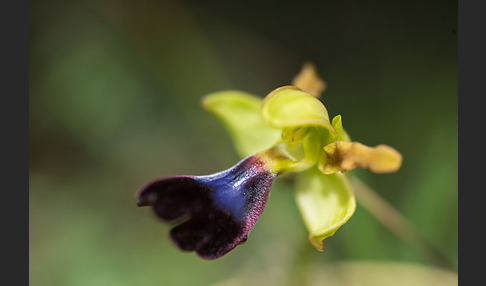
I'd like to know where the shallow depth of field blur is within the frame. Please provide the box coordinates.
[29,0,457,285]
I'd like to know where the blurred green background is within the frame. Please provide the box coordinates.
[29,0,457,285]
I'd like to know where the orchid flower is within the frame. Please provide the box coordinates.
[136,64,402,259]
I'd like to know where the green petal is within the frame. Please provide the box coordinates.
[331,115,351,142]
[295,167,356,251]
[202,91,281,158]
[261,86,336,136]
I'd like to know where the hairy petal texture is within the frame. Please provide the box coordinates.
[137,155,276,259]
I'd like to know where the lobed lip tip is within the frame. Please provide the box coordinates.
[136,196,148,207]
[136,155,276,259]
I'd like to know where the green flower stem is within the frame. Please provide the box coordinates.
[285,236,315,286]
[349,176,456,272]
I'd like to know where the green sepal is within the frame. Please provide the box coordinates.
[295,167,356,251]
[202,91,281,158]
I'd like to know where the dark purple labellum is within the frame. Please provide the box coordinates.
[136,155,276,260]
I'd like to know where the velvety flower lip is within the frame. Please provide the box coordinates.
[136,155,277,260]
[138,64,403,258]
[203,73,402,251]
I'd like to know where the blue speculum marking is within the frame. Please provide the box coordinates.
[195,156,275,222]
[136,155,277,259]
[196,175,246,221]
[198,178,246,221]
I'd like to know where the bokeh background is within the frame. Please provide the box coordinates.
[29,0,457,285]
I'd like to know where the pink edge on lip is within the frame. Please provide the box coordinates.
[135,154,278,260]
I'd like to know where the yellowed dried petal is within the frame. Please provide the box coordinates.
[291,62,326,98]
[320,141,402,174]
